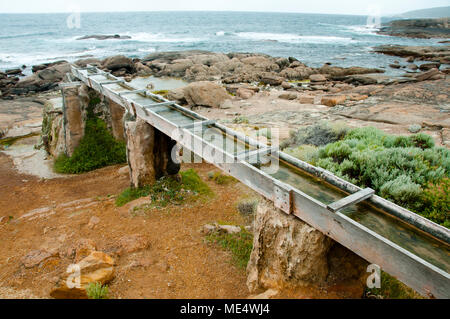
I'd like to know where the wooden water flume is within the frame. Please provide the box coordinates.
[66,64,450,298]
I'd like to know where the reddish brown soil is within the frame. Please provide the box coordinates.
[0,153,254,299]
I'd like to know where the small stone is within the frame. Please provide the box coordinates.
[201,224,218,235]
[88,216,100,229]
[409,124,422,133]
[218,225,242,234]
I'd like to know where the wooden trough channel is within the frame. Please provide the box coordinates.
[68,65,450,298]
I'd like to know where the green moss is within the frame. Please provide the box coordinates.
[206,228,253,269]
[365,272,422,299]
[207,171,238,185]
[116,169,213,208]
[54,117,126,174]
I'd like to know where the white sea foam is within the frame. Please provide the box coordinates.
[235,32,355,44]
[127,32,205,43]
[215,31,226,36]
[342,25,381,35]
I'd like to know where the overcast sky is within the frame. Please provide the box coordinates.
[1,0,448,15]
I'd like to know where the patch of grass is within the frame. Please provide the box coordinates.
[206,229,253,269]
[54,118,127,174]
[86,282,109,299]
[365,272,422,299]
[207,171,238,185]
[116,169,213,208]
[236,200,258,216]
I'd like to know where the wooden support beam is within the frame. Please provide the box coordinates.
[327,188,375,212]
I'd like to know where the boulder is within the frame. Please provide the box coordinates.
[167,87,186,104]
[50,251,115,299]
[236,88,254,99]
[102,55,134,72]
[278,93,297,100]
[321,95,347,107]
[143,50,210,63]
[37,62,71,82]
[279,66,314,80]
[309,74,327,82]
[74,58,102,68]
[32,60,67,73]
[260,73,284,86]
[134,62,152,76]
[281,81,294,90]
[182,81,230,108]
[189,53,229,66]
[320,65,384,77]
[298,95,315,104]
[161,59,194,76]
[5,68,22,76]
[419,62,440,71]
[414,68,440,81]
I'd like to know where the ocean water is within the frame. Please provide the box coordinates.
[0,11,446,74]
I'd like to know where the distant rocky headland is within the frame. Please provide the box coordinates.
[377,18,449,39]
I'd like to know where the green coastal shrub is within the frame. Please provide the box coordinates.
[54,118,127,174]
[283,125,450,227]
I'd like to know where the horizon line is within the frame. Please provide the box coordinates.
[0,9,393,17]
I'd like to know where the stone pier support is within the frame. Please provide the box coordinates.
[247,200,369,297]
[108,100,126,142]
[61,84,89,157]
[125,118,180,188]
